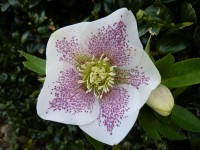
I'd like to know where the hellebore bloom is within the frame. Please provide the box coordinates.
[37,8,161,145]
[146,84,174,116]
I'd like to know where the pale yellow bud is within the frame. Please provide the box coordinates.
[146,84,174,116]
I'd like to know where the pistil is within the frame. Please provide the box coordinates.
[77,54,116,99]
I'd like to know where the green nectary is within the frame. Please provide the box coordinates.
[77,54,116,99]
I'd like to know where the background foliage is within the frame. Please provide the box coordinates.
[0,0,200,149]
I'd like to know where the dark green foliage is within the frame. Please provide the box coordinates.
[172,105,200,132]
[194,26,200,48]
[139,104,200,142]
[1,0,200,149]
[155,54,175,78]
[84,133,104,150]
[162,58,200,87]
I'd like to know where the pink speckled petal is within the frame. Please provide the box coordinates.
[120,9,143,49]
[133,51,161,107]
[46,22,90,73]
[37,62,100,125]
[79,84,140,145]
[81,8,143,68]
[117,44,161,108]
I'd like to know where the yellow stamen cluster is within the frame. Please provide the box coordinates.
[77,54,116,99]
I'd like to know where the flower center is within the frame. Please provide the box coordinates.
[77,54,116,99]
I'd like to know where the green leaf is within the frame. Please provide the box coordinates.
[170,22,194,31]
[29,0,41,9]
[18,50,46,75]
[38,77,45,83]
[162,58,200,87]
[145,2,174,23]
[1,3,10,12]
[0,103,7,109]
[181,3,197,23]
[136,9,145,20]
[155,54,175,78]
[8,0,20,7]
[138,107,161,140]
[154,114,187,140]
[172,105,200,132]
[0,72,8,83]
[139,106,187,140]
[144,35,155,63]
[84,133,104,150]
[155,120,187,140]
[156,34,190,53]
[172,86,189,97]
[138,21,160,37]
[21,31,30,43]
[194,26,200,48]
[150,24,161,35]
[138,22,150,37]
[32,90,40,97]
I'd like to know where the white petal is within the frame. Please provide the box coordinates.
[79,84,140,145]
[122,9,143,49]
[117,45,161,108]
[37,61,100,125]
[136,51,161,107]
[46,22,90,73]
[119,44,144,69]
[80,8,143,67]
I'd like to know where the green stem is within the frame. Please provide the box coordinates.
[145,34,151,54]
[145,34,155,63]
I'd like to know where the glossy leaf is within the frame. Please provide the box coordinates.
[162,58,200,87]
[172,105,200,132]
[8,0,20,7]
[139,106,187,140]
[170,22,194,30]
[29,0,41,9]
[181,3,197,23]
[150,24,161,35]
[1,3,10,12]
[155,120,187,140]
[138,22,150,37]
[138,107,161,140]
[156,34,190,53]
[21,31,30,43]
[145,2,174,23]
[155,54,175,78]
[172,86,189,97]
[18,50,46,75]
[0,73,8,83]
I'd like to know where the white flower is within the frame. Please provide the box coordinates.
[37,8,161,145]
[146,84,174,116]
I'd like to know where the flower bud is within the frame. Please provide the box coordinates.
[136,9,145,20]
[146,84,174,116]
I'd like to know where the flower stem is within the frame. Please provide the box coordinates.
[145,35,155,63]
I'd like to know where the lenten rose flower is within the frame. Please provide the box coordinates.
[37,8,161,145]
